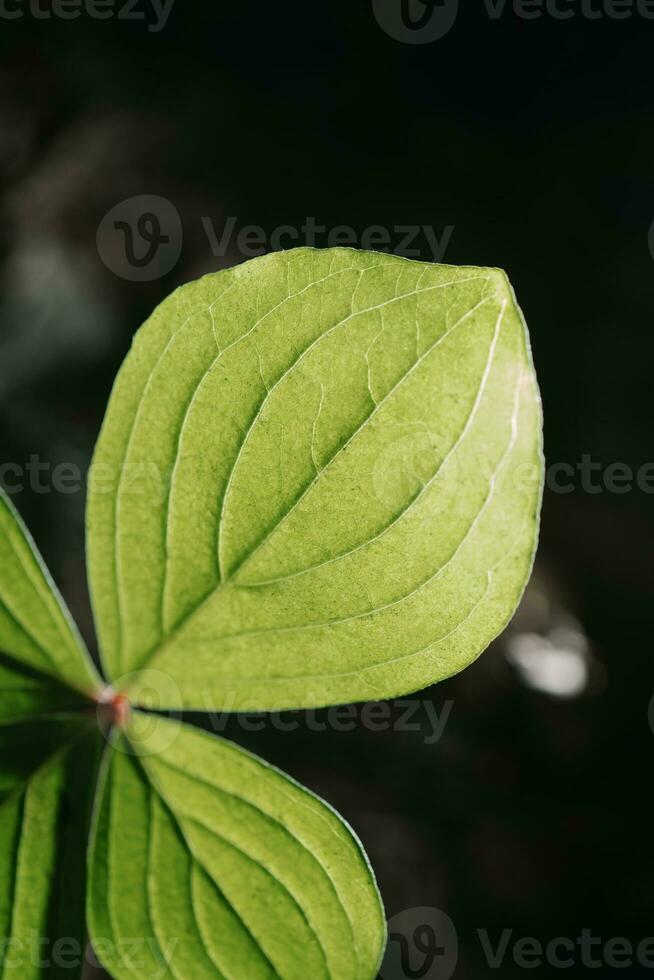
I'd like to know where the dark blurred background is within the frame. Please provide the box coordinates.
[1,3,653,977]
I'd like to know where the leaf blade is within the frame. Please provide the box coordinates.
[87,714,386,980]
[0,719,102,980]
[0,653,89,726]
[0,489,101,700]
[87,248,542,708]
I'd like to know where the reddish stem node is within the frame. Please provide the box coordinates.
[96,689,132,729]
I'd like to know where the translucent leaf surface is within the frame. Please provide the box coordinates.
[0,489,100,703]
[0,719,102,979]
[86,247,542,710]
[88,714,385,980]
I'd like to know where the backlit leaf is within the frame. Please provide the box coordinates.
[88,713,385,980]
[87,247,542,710]
[0,489,101,706]
[0,719,102,979]
[0,654,89,726]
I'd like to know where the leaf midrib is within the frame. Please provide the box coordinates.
[189,363,522,648]
[111,261,367,672]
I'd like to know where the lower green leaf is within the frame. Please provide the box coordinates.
[0,719,102,979]
[88,713,386,980]
[0,654,89,726]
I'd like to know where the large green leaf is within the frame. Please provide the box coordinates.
[88,712,385,980]
[0,489,101,706]
[0,718,102,979]
[86,247,542,709]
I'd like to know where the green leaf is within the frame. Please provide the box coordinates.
[88,713,385,980]
[0,718,102,979]
[0,489,101,703]
[0,654,89,726]
[86,247,542,709]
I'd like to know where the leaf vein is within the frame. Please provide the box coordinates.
[153,753,357,973]
[208,359,522,644]
[217,276,491,582]
[244,297,506,588]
